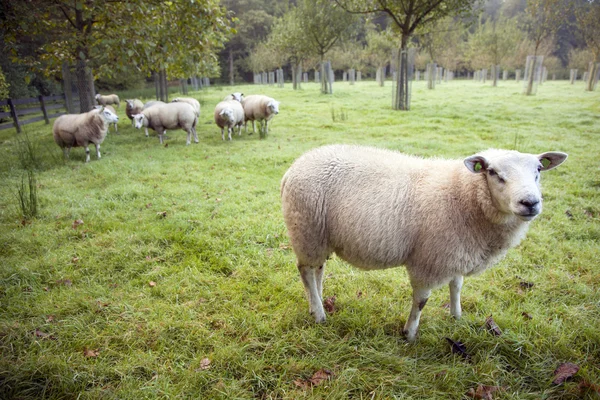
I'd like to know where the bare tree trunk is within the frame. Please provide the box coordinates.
[586,61,597,91]
[75,59,94,112]
[229,49,234,86]
[292,64,297,90]
[154,71,160,100]
[320,55,327,94]
[393,39,409,111]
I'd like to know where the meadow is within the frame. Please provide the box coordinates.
[0,79,599,399]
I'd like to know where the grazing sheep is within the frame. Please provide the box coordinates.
[94,105,118,133]
[139,101,166,137]
[53,107,119,163]
[281,145,567,341]
[125,99,144,121]
[171,97,200,117]
[213,100,244,141]
[95,93,120,108]
[223,92,244,102]
[132,102,198,145]
[241,95,280,136]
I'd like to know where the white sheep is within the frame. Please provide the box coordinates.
[213,100,244,141]
[138,100,167,137]
[223,92,244,102]
[171,97,200,117]
[94,105,118,133]
[125,99,144,121]
[281,145,567,341]
[53,106,119,163]
[241,95,279,135]
[95,93,120,108]
[132,102,198,145]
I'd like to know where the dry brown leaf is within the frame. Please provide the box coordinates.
[324,296,336,314]
[445,337,470,359]
[578,380,600,395]
[157,211,167,218]
[441,302,450,309]
[485,315,502,336]
[466,385,502,399]
[145,203,152,208]
[34,329,56,340]
[356,290,364,299]
[199,358,211,370]
[553,362,580,384]
[519,281,534,290]
[71,257,79,264]
[57,279,72,286]
[294,369,333,389]
[521,312,533,320]
[46,315,54,323]
[72,219,84,229]
[83,348,100,358]
[148,281,156,287]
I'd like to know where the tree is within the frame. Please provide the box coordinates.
[298,0,357,93]
[365,26,398,85]
[335,0,477,110]
[574,0,600,91]
[1,1,234,110]
[522,0,566,94]
[419,17,468,77]
[466,17,521,86]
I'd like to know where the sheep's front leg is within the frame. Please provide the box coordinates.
[192,127,199,143]
[84,145,91,163]
[185,129,191,145]
[403,287,431,342]
[449,276,464,319]
[228,127,233,141]
[145,127,149,137]
[265,120,269,135]
[221,127,225,141]
[252,121,256,134]
[95,143,101,160]
[298,264,326,323]
[63,147,70,159]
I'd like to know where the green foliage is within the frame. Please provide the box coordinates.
[0,78,599,400]
[0,67,9,100]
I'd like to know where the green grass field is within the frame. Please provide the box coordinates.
[0,79,599,399]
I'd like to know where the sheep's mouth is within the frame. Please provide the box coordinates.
[516,212,538,221]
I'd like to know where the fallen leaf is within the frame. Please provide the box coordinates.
[72,219,84,229]
[216,198,221,202]
[583,209,594,218]
[356,290,363,299]
[164,143,168,148]
[46,315,54,323]
[578,380,600,395]
[434,370,448,379]
[485,315,502,336]
[71,257,79,264]
[553,362,579,384]
[441,302,451,309]
[149,281,156,287]
[145,203,152,208]
[83,348,100,358]
[324,296,336,314]
[199,357,211,370]
[56,279,72,286]
[278,243,290,250]
[522,312,533,320]
[445,337,470,359]
[294,369,333,389]
[34,329,56,340]
[466,385,502,400]
[519,281,534,290]
[157,211,167,218]
[565,209,573,219]
[43,287,49,292]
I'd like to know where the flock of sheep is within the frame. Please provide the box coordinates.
[52,88,569,342]
[52,92,280,162]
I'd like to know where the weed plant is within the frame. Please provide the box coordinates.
[15,169,38,220]
[0,80,598,399]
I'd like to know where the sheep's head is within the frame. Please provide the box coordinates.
[219,108,235,123]
[464,149,567,221]
[132,114,147,129]
[267,100,280,115]
[230,92,243,102]
[95,94,101,100]
[126,100,134,109]
[98,107,119,124]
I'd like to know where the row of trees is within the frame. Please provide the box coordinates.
[242,0,599,106]
[0,0,236,111]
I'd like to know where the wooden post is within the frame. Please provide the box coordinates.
[8,99,21,133]
[39,95,49,124]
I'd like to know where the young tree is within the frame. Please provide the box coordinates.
[335,0,477,110]
[365,27,398,86]
[297,0,357,93]
[574,0,600,91]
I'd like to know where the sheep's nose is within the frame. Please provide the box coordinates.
[520,198,540,210]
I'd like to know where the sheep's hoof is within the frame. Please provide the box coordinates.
[402,329,417,343]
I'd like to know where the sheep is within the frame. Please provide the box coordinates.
[53,106,119,163]
[138,101,166,137]
[95,93,120,108]
[132,102,198,145]
[213,100,244,141]
[94,105,118,133]
[241,95,280,136]
[125,99,144,121]
[171,97,200,117]
[281,145,568,342]
[223,92,244,102]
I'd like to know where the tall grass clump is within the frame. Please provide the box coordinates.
[15,168,38,220]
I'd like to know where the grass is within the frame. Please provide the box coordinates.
[0,79,599,399]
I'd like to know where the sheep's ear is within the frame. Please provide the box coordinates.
[464,155,488,174]
[538,152,568,171]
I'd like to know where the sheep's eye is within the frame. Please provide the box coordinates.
[488,169,497,176]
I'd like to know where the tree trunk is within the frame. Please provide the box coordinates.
[154,71,160,100]
[229,49,234,86]
[320,55,327,94]
[586,61,597,91]
[292,64,297,90]
[393,38,409,111]
[75,59,94,112]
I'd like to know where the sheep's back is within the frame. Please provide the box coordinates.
[147,103,195,129]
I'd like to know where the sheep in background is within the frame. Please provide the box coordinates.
[242,95,279,136]
[213,100,244,141]
[138,101,166,137]
[223,92,244,102]
[171,97,200,117]
[125,99,144,121]
[94,105,118,133]
[132,102,198,145]
[281,145,567,341]
[53,107,119,163]
[95,93,120,108]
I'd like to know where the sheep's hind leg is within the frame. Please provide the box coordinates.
[298,264,326,323]
[403,287,431,342]
[84,145,90,163]
[95,143,101,160]
[449,276,464,319]
[185,129,191,145]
